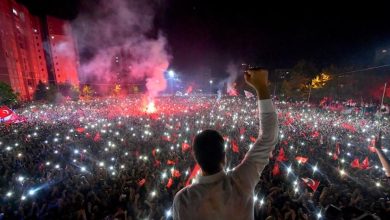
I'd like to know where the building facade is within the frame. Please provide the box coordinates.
[0,0,78,100]
[46,16,79,86]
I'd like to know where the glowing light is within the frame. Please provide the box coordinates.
[162,172,167,179]
[313,165,318,173]
[6,191,13,198]
[28,189,36,196]
[81,167,86,172]
[168,70,175,78]
[166,209,172,217]
[317,212,322,219]
[21,195,26,201]
[151,190,157,197]
[376,182,381,187]
[339,169,346,176]
[17,176,25,182]
[146,101,157,114]
[287,166,293,174]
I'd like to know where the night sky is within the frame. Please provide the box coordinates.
[19,0,390,75]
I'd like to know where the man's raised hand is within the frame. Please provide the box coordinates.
[244,69,270,100]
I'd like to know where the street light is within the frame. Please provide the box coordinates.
[209,80,213,94]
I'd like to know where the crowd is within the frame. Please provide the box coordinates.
[0,96,390,220]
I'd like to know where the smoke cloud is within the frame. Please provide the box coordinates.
[72,0,170,97]
[225,62,239,96]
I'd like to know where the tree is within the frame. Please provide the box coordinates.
[69,86,80,101]
[281,71,310,100]
[34,81,59,103]
[81,85,93,99]
[0,82,18,106]
[34,81,49,101]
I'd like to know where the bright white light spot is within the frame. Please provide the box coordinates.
[287,166,292,174]
[6,191,13,198]
[166,209,172,217]
[17,176,24,182]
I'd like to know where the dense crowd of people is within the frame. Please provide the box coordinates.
[1,96,389,219]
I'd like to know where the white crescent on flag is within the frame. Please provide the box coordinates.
[0,106,14,119]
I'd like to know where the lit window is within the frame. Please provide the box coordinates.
[12,9,18,16]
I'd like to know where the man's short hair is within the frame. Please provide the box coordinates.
[193,130,225,174]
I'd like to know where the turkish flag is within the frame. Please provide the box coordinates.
[276,148,288,162]
[250,136,257,143]
[76,127,85,133]
[138,178,146,186]
[93,132,101,142]
[231,140,239,153]
[161,135,171,142]
[172,169,181,178]
[341,123,356,132]
[351,158,360,168]
[360,157,370,170]
[239,127,246,135]
[186,164,201,186]
[295,156,308,164]
[167,160,176,165]
[182,142,191,152]
[0,106,13,119]
[166,178,173,188]
[301,177,320,192]
[272,163,280,176]
[154,160,161,167]
[311,131,320,138]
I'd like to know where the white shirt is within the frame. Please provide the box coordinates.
[173,99,278,220]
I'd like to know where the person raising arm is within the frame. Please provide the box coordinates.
[172,68,279,220]
[375,130,390,177]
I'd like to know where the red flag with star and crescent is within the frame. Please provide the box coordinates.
[301,177,320,192]
[231,140,239,153]
[360,157,370,170]
[186,164,201,186]
[351,158,360,168]
[276,148,288,162]
[0,106,13,120]
[272,163,280,176]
